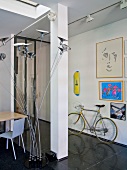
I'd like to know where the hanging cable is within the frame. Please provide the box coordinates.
[0,12,49,48]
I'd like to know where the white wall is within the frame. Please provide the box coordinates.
[69,18,127,145]
[0,35,14,112]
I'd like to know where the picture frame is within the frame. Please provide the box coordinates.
[124,57,127,77]
[110,102,126,121]
[96,37,123,78]
[99,80,124,102]
[124,81,127,102]
[125,40,127,55]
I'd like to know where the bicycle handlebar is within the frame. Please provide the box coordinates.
[75,105,84,110]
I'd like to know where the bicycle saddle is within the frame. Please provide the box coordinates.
[95,104,105,108]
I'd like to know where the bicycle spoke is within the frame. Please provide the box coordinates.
[95,118,117,143]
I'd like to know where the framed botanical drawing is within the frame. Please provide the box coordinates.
[96,37,123,78]
[99,80,124,102]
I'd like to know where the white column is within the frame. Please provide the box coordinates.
[50,4,68,160]
[0,34,14,131]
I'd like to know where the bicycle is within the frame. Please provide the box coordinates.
[68,104,118,143]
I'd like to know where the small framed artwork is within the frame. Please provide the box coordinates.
[110,102,126,121]
[96,37,123,78]
[99,80,124,102]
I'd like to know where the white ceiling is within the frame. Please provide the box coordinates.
[0,0,50,19]
[0,0,127,41]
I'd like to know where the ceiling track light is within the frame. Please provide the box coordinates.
[120,0,127,9]
[86,15,94,23]
[68,1,121,25]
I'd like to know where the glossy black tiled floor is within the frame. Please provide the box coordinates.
[1,120,127,170]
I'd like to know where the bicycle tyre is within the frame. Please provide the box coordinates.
[95,117,118,143]
[68,112,85,135]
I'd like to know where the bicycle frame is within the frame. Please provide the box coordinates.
[80,107,102,131]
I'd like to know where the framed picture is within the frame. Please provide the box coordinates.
[99,80,123,102]
[124,81,127,102]
[110,102,126,121]
[124,57,127,77]
[125,40,127,55]
[96,37,123,78]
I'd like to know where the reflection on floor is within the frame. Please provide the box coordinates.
[1,120,127,170]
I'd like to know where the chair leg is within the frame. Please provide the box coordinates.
[19,136,20,146]
[21,134,25,153]
[6,139,8,149]
[11,139,16,160]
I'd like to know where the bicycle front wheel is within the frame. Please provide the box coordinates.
[95,118,118,143]
[68,113,85,135]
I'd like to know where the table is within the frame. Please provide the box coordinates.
[0,112,27,131]
[0,112,27,122]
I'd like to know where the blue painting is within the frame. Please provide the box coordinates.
[99,81,123,101]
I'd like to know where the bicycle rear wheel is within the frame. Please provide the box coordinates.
[68,113,85,135]
[95,117,118,143]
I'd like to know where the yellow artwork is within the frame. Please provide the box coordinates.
[74,71,80,96]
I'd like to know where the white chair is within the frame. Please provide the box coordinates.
[0,118,25,160]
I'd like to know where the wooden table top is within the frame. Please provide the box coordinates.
[0,112,27,122]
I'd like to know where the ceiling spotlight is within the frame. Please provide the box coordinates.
[0,37,9,45]
[14,43,32,51]
[20,50,27,57]
[27,52,36,59]
[58,37,67,45]
[36,29,49,34]
[36,29,49,39]
[86,15,94,23]
[62,44,71,51]
[0,53,6,60]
